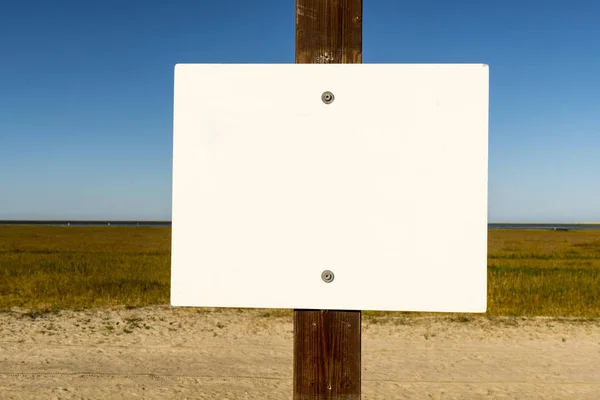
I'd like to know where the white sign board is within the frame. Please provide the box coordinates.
[171,64,489,312]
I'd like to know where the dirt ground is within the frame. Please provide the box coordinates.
[1,306,599,399]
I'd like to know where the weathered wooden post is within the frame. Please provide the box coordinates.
[294,1,363,399]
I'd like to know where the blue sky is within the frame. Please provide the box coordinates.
[1,0,598,222]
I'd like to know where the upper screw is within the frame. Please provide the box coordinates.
[321,270,334,283]
[321,91,334,104]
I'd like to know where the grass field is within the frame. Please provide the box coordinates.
[1,226,599,317]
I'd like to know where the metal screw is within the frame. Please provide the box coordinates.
[321,91,334,104]
[321,270,334,283]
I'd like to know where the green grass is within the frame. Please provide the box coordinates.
[486,229,600,317]
[0,226,170,311]
[1,226,599,317]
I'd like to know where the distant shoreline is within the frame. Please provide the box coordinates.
[1,220,600,230]
[0,220,171,227]
[489,223,600,230]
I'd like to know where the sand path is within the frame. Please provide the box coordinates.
[1,306,599,399]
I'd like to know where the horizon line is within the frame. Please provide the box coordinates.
[1,219,599,225]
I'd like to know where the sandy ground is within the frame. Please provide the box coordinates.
[0,307,599,399]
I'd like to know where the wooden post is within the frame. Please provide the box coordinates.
[294,310,361,399]
[294,1,362,399]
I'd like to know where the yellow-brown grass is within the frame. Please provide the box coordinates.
[486,229,600,317]
[1,226,599,317]
[0,226,170,311]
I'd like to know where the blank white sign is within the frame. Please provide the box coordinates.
[171,63,489,312]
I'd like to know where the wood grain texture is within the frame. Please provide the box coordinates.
[294,310,361,400]
[295,1,362,398]
[296,0,362,64]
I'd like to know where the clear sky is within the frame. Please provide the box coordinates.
[1,0,598,222]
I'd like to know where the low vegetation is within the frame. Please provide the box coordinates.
[0,226,170,311]
[1,226,599,317]
[486,229,600,317]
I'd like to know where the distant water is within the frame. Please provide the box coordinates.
[0,220,171,227]
[489,223,600,230]
[1,220,599,230]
